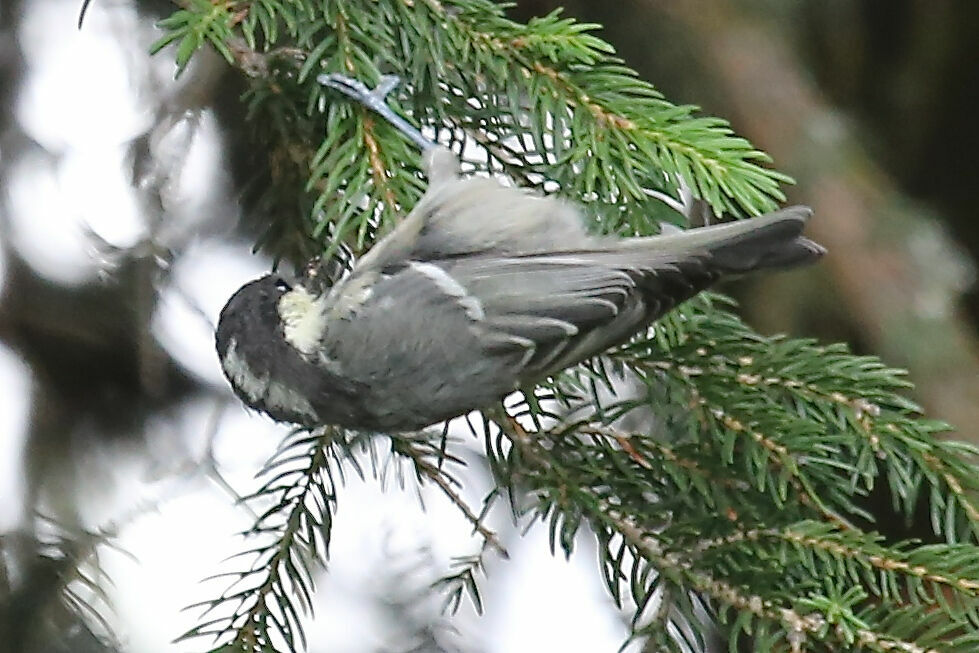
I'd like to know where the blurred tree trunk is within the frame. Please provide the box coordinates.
[516,0,979,439]
[803,0,979,321]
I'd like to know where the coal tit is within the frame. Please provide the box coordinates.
[215,75,825,431]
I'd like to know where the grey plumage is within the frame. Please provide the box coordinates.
[216,146,825,431]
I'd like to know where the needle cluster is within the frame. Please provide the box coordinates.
[153,2,979,651]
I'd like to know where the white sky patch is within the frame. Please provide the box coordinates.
[152,239,271,389]
[306,437,494,650]
[98,409,498,652]
[485,527,638,653]
[8,0,230,284]
[5,0,158,285]
[154,111,237,243]
[0,345,32,531]
[96,400,288,652]
[60,145,146,249]
[16,0,153,152]
[103,488,258,652]
[5,150,103,284]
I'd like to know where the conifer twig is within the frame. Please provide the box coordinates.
[395,437,510,558]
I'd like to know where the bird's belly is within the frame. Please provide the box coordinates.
[326,324,519,431]
[356,356,515,430]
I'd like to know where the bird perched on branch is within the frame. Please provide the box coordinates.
[215,74,825,431]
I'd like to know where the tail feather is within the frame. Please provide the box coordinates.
[628,205,826,274]
[452,206,824,382]
[706,206,826,272]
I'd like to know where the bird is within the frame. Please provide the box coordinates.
[215,74,825,432]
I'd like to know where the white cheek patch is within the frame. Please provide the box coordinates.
[278,285,328,356]
[222,339,318,422]
[264,380,318,422]
[410,261,485,321]
[221,339,269,402]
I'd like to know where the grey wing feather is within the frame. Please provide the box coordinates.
[629,205,825,271]
[410,177,594,257]
[346,148,594,280]
[331,141,823,399]
[440,253,676,379]
[437,208,823,380]
[350,145,820,279]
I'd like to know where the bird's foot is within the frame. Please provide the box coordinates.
[317,73,435,152]
[318,73,400,105]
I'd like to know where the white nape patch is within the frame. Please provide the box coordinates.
[278,285,328,356]
[221,339,269,402]
[410,261,485,321]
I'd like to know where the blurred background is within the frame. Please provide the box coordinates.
[0,1,976,651]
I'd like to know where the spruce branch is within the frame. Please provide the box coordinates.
[180,428,347,651]
[391,434,509,559]
[152,2,979,651]
[612,298,979,543]
[489,412,830,650]
[157,0,792,263]
[703,522,979,616]
[0,515,123,651]
[492,413,979,652]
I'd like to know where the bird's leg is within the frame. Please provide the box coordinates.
[317,73,435,153]
[318,73,458,183]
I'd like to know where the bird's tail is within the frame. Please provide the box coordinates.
[626,205,825,273]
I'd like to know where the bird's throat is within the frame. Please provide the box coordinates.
[277,286,327,356]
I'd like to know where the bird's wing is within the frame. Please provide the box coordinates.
[323,259,528,428]
[437,206,823,379]
[325,207,821,427]
[405,176,595,258]
[349,148,594,281]
[438,249,710,380]
[328,176,594,318]
[324,249,697,428]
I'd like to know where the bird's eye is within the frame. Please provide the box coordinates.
[274,279,292,292]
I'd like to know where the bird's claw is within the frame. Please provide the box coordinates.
[374,74,401,99]
[317,73,400,104]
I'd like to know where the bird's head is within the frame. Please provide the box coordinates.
[214,274,329,425]
[216,275,291,357]
[217,274,330,356]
